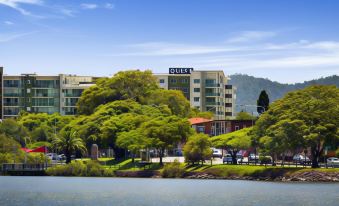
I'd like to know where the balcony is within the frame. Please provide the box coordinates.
[205,93,220,97]
[205,83,220,87]
[205,102,218,106]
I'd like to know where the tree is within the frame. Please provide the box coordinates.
[183,133,212,165]
[235,111,256,120]
[0,119,29,146]
[210,128,252,164]
[52,130,87,163]
[257,90,269,114]
[258,119,307,165]
[142,116,193,165]
[77,70,159,115]
[116,129,150,162]
[253,85,339,168]
[147,89,192,117]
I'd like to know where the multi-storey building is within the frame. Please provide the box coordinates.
[0,67,96,119]
[0,67,236,119]
[155,68,236,120]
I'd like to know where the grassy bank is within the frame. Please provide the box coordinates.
[45,158,339,181]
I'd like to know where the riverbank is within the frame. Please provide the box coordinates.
[113,165,339,182]
[3,159,339,182]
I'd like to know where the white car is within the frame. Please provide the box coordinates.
[327,157,339,165]
[212,148,223,158]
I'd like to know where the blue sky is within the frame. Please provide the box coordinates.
[0,0,339,83]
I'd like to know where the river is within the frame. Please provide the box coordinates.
[0,176,338,206]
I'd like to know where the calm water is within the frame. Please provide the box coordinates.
[0,176,338,206]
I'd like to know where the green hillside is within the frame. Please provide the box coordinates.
[228,74,339,113]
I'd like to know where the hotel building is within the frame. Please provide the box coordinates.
[155,69,236,120]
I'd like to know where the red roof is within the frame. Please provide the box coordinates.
[189,117,213,125]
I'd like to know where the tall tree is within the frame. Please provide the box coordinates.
[52,130,87,164]
[257,90,269,114]
[142,116,193,165]
[253,85,339,168]
[77,70,159,115]
[116,129,150,163]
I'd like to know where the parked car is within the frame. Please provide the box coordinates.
[293,154,311,164]
[223,154,233,164]
[248,154,259,162]
[212,148,223,158]
[58,154,66,160]
[327,157,339,166]
[237,154,244,164]
[46,153,59,161]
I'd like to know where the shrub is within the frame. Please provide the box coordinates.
[46,160,114,177]
[161,160,185,178]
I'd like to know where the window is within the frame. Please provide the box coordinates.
[27,88,31,93]
[194,97,200,102]
[194,79,200,84]
[181,79,189,83]
[235,126,240,131]
[182,88,189,93]
[159,79,165,84]
[170,79,177,83]
[225,85,232,89]
[194,88,200,92]
[225,94,232,98]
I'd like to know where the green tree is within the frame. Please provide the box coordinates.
[253,85,339,168]
[77,70,159,115]
[142,116,193,165]
[235,111,256,120]
[116,129,150,162]
[257,90,269,114]
[183,133,212,165]
[52,130,87,164]
[0,119,29,146]
[147,89,192,117]
[210,128,252,164]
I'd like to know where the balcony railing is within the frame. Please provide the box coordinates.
[205,83,220,87]
[205,93,220,97]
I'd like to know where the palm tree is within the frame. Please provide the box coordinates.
[53,130,87,164]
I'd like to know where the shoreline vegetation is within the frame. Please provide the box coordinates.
[41,159,339,182]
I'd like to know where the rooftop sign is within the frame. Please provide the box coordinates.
[169,68,193,74]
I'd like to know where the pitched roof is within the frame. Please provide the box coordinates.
[188,117,213,125]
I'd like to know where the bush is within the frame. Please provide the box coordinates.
[46,160,114,177]
[161,160,185,178]
[183,133,212,165]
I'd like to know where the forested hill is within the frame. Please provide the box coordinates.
[228,74,339,112]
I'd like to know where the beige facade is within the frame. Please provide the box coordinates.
[155,69,236,120]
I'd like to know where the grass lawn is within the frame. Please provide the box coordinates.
[72,158,339,177]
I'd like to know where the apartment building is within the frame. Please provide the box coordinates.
[0,67,96,119]
[155,68,236,120]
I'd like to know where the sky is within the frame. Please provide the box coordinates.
[0,0,339,83]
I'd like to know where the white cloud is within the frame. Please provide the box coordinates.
[104,3,114,9]
[0,31,38,42]
[4,21,14,25]
[60,8,76,17]
[227,31,277,43]
[0,0,43,16]
[80,3,97,10]
[113,42,248,56]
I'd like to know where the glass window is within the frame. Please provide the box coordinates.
[182,88,189,93]
[159,79,165,83]
[194,97,200,102]
[194,79,200,84]
[194,88,200,92]
[170,79,177,83]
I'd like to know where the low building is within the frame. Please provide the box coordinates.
[189,117,254,136]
